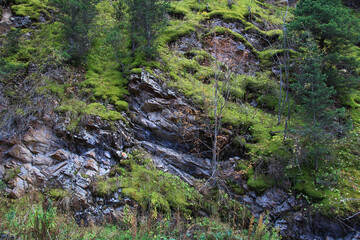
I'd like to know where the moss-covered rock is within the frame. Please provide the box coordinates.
[247,174,273,193]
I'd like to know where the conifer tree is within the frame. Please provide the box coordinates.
[291,40,345,170]
[125,0,169,56]
[288,0,360,94]
[50,0,100,65]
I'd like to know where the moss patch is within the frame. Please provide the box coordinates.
[11,0,50,20]
[247,174,273,193]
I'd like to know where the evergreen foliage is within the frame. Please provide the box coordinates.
[288,0,359,51]
[288,0,360,94]
[49,0,100,65]
[291,40,345,170]
[125,0,169,56]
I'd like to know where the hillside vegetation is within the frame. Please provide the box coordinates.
[0,0,360,239]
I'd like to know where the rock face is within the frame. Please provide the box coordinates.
[0,70,358,239]
[128,71,212,183]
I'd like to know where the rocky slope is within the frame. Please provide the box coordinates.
[0,0,360,239]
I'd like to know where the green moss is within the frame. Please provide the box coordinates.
[122,163,199,213]
[258,48,297,67]
[4,167,21,183]
[93,151,199,213]
[160,20,197,44]
[49,189,68,200]
[340,90,360,108]
[57,99,125,129]
[247,174,273,193]
[80,173,90,179]
[94,177,121,197]
[130,68,142,74]
[235,162,254,179]
[84,103,124,121]
[11,0,50,20]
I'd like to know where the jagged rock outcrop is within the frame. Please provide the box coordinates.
[0,70,359,239]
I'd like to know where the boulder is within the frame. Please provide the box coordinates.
[23,128,52,154]
[7,144,33,163]
[20,164,46,186]
[142,98,168,112]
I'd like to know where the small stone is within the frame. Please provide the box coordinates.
[45,161,68,177]
[243,195,254,205]
[7,177,27,198]
[84,170,97,178]
[85,159,98,172]
[85,150,97,160]
[104,151,111,159]
[76,177,90,189]
[50,149,70,161]
[271,201,291,216]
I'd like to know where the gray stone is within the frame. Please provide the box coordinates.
[104,151,111,159]
[275,218,288,232]
[142,98,168,112]
[45,161,68,177]
[141,141,211,178]
[33,155,53,166]
[0,165,4,179]
[242,195,254,205]
[7,177,27,198]
[20,164,46,186]
[76,177,90,189]
[272,201,291,216]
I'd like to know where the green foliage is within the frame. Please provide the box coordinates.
[291,40,345,170]
[6,201,58,239]
[288,0,360,51]
[125,0,170,56]
[122,164,198,214]
[49,189,69,200]
[247,174,273,194]
[49,0,100,65]
[288,0,360,94]
[94,151,199,214]
[57,99,124,131]
[0,57,23,80]
[11,0,50,20]
[2,28,21,57]
[4,167,20,183]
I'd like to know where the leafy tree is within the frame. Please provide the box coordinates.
[50,0,100,65]
[125,0,169,56]
[291,40,345,171]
